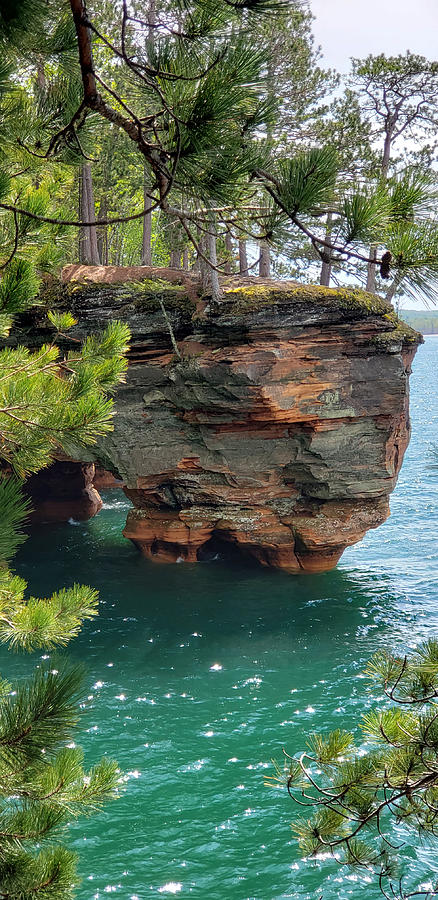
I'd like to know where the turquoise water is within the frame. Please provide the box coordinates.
[9,336,438,900]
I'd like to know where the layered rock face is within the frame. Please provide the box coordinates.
[27,268,421,572]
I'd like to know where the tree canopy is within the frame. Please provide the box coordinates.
[1,2,438,301]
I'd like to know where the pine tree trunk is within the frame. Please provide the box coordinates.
[82,164,100,266]
[239,240,248,276]
[198,234,209,285]
[182,249,189,270]
[319,213,333,286]
[366,245,377,293]
[141,166,152,266]
[367,130,393,293]
[170,250,181,268]
[36,59,45,90]
[319,259,332,286]
[385,273,402,305]
[79,167,91,263]
[199,219,222,300]
[207,218,221,301]
[259,241,270,277]
[224,232,233,274]
[139,1,156,266]
[97,196,108,265]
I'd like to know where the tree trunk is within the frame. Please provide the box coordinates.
[147,0,156,37]
[320,259,332,287]
[381,130,393,181]
[182,249,189,270]
[259,241,270,277]
[319,213,333,287]
[97,195,108,265]
[198,234,209,284]
[170,250,181,268]
[79,168,91,263]
[385,273,402,306]
[36,59,45,90]
[224,232,233,274]
[207,217,221,301]
[199,219,221,300]
[82,163,100,266]
[367,129,393,292]
[140,1,156,266]
[141,166,153,266]
[239,239,248,276]
[366,245,378,293]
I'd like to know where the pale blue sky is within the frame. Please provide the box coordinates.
[309,0,438,72]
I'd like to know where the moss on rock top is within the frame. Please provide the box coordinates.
[44,269,421,347]
[223,282,394,315]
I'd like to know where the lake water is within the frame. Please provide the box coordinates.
[9,336,438,899]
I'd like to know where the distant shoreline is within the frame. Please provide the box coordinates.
[400,310,438,336]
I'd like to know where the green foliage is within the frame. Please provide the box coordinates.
[0,580,99,651]
[273,147,338,218]
[0,478,30,561]
[277,641,438,899]
[0,259,40,336]
[0,323,129,477]
[0,303,127,898]
[388,170,438,221]
[338,187,391,244]
[0,46,130,887]
[47,309,77,331]
[0,662,120,898]
[1,1,438,303]
[352,52,438,143]
[0,290,127,897]
[385,222,438,304]
[306,729,355,763]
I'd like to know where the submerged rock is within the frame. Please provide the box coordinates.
[19,268,423,572]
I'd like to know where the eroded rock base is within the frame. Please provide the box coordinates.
[25,460,103,524]
[123,492,390,573]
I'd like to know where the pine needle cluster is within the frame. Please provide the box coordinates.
[0,47,130,887]
[268,641,438,900]
[0,297,128,896]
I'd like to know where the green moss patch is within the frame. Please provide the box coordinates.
[223,282,394,316]
[129,279,194,313]
[39,276,421,347]
[221,282,421,346]
[372,317,423,347]
[44,279,195,315]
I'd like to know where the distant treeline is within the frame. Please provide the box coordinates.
[399,309,438,334]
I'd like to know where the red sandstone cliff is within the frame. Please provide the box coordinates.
[20,270,422,572]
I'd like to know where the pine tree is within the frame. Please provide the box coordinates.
[3,1,438,302]
[350,53,438,294]
[0,280,129,898]
[268,641,438,900]
[0,279,129,897]
[0,39,131,900]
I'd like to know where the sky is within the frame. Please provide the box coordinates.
[309,0,438,72]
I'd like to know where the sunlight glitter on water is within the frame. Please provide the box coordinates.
[9,336,438,900]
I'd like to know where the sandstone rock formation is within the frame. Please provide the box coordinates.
[25,459,102,524]
[19,269,422,572]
